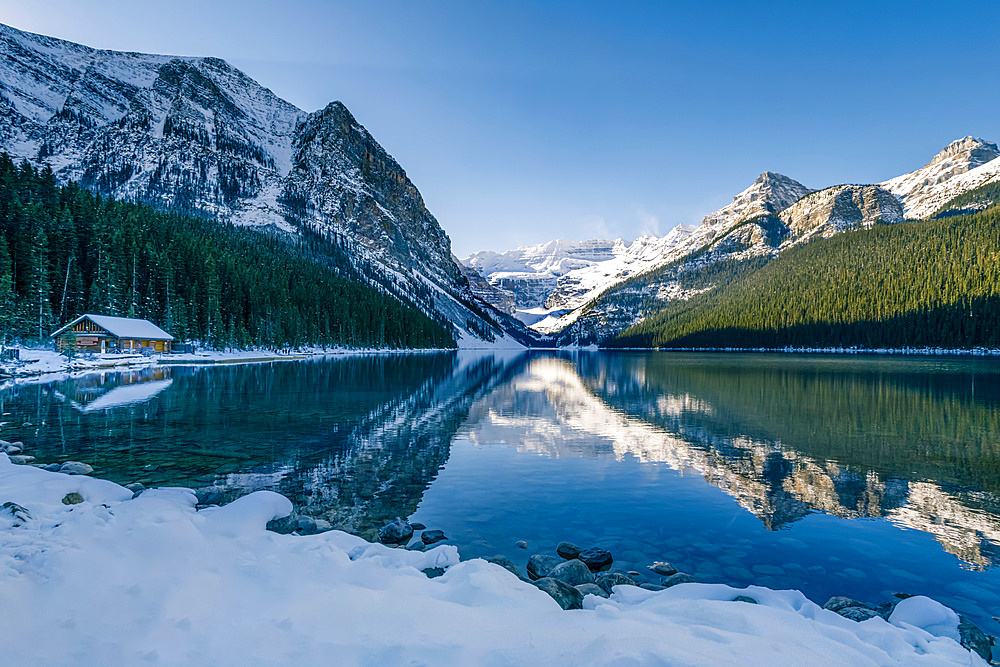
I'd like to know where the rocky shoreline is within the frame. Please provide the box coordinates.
[3,439,995,663]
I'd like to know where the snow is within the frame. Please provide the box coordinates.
[889,596,961,642]
[0,455,986,665]
[53,314,174,340]
[880,137,1000,219]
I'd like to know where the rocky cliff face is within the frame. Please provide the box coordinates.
[0,22,527,346]
[780,185,904,241]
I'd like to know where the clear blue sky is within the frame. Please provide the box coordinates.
[3,1,999,256]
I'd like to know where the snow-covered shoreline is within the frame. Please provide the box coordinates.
[0,345,455,390]
[0,454,990,665]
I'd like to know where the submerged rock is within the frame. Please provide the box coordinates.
[575,583,609,599]
[534,577,584,610]
[59,461,93,475]
[648,561,677,576]
[421,529,447,545]
[548,559,595,586]
[662,573,695,587]
[61,492,84,505]
[595,572,636,594]
[578,547,613,572]
[409,522,426,531]
[556,541,582,560]
[515,540,527,549]
[378,518,413,544]
[526,554,560,581]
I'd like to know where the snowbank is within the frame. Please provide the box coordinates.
[0,455,986,665]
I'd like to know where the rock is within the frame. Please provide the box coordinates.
[958,616,993,661]
[732,595,758,604]
[422,567,445,579]
[1,501,30,522]
[515,540,527,549]
[406,542,426,552]
[266,513,299,534]
[196,488,225,506]
[313,519,332,533]
[534,577,584,610]
[627,570,641,577]
[526,554,561,581]
[648,561,677,576]
[662,572,695,587]
[556,541,582,560]
[409,522,426,531]
[59,461,94,475]
[578,547,613,572]
[61,492,85,505]
[378,518,413,544]
[8,455,34,464]
[595,572,637,594]
[1,442,22,454]
[837,606,879,622]
[296,516,319,535]
[124,483,146,494]
[823,596,870,613]
[421,529,447,545]
[43,463,62,472]
[639,583,666,591]
[575,583,609,598]
[547,559,595,586]
[485,556,522,579]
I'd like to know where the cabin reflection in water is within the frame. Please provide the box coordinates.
[53,367,173,413]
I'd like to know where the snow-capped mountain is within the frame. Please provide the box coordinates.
[779,184,903,240]
[880,137,1000,219]
[0,22,532,347]
[464,228,697,328]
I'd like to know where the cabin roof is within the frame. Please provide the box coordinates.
[50,314,175,341]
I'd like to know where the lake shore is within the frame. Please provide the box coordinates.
[0,453,991,665]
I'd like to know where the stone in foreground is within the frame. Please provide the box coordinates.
[378,518,413,544]
[534,577,584,610]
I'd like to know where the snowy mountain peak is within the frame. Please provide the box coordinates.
[928,136,999,168]
[702,172,813,229]
[880,136,1000,219]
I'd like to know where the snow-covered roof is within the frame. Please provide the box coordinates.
[50,314,175,341]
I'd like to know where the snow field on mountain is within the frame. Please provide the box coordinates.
[0,454,986,665]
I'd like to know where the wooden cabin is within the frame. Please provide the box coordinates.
[51,314,175,354]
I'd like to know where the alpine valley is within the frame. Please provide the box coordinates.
[465,137,1000,349]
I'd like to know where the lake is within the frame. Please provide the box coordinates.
[3,351,999,633]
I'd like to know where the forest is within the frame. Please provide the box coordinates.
[608,199,1000,349]
[0,155,456,349]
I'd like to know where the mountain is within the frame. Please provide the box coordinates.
[608,202,1000,350]
[0,22,532,347]
[880,137,1000,219]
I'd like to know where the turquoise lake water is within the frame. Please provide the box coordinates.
[2,351,999,635]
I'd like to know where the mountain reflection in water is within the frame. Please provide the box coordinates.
[3,351,1000,570]
[461,354,1000,570]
